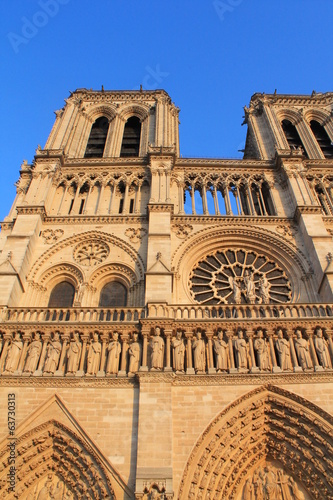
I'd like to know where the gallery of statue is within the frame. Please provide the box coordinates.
[0,88,333,500]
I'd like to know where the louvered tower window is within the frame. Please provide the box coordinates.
[120,117,141,157]
[99,282,127,307]
[84,116,109,158]
[310,120,333,158]
[48,282,75,307]
[282,120,307,155]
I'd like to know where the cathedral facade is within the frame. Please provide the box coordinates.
[0,88,332,499]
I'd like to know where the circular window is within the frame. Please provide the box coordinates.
[73,240,109,266]
[189,249,292,305]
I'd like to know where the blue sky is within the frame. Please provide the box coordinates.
[0,0,332,220]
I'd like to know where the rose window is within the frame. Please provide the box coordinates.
[73,240,109,266]
[189,249,292,305]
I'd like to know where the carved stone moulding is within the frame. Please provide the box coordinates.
[73,239,110,266]
[178,384,333,500]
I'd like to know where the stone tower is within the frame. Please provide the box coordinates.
[0,89,332,500]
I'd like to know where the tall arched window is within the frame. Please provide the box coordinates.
[310,120,333,158]
[281,120,306,155]
[120,117,141,157]
[48,282,75,307]
[99,282,127,307]
[84,116,109,158]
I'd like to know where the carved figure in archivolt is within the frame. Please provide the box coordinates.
[172,330,185,373]
[314,328,332,369]
[66,332,82,375]
[150,326,164,370]
[192,331,206,373]
[254,330,271,371]
[106,332,121,375]
[128,333,142,374]
[275,329,292,371]
[86,332,101,376]
[214,329,228,372]
[258,274,271,304]
[23,332,42,374]
[234,330,248,370]
[4,333,23,373]
[43,332,61,374]
[294,330,313,370]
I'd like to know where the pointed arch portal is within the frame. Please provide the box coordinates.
[178,385,333,499]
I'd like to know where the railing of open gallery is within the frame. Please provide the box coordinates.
[1,307,145,323]
[1,303,333,323]
[147,303,333,320]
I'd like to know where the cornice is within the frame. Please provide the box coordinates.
[70,88,172,102]
[148,204,174,213]
[0,375,137,388]
[16,205,46,218]
[250,92,333,107]
[171,215,293,225]
[0,221,14,231]
[44,215,148,224]
[294,205,324,222]
[175,158,274,168]
[64,157,148,167]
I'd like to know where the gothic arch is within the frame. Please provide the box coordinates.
[117,103,150,122]
[178,385,333,500]
[303,108,331,126]
[0,419,118,499]
[27,230,145,283]
[172,225,313,303]
[84,104,117,123]
[275,108,302,126]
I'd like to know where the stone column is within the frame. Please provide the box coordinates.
[118,334,129,377]
[34,333,51,376]
[306,328,322,371]
[97,333,109,377]
[287,331,302,372]
[55,333,69,376]
[76,334,89,377]
[16,332,31,375]
[140,332,149,372]
[164,329,172,372]
[185,333,195,375]
[247,330,258,373]
[267,331,281,373]
[226,331,237,373]
[206,333,216,374]
[0,334,12,374]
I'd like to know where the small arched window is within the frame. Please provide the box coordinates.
[310,120,333,158]
[281,119,307,156]
[120,117,141,157]
[48,282,75,307]
[84,116,109,158]
[99,282,127,307]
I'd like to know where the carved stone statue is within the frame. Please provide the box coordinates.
[258,274,271,304]
[314,328,332,369]
[275,330,292,371]
[229,276,241,304]
[66,332,82,375]
[23,332,42,374]
[192,331,206,373]
[44,332,62,374]
[294,330,313,370]
[86,332,101,376]
[214,329,228,372]
[150,326,164,370]
[264,466,278,499]
[75,282,85,303]
[243,478,253,500]
[128,333,142,374]
[172,330,185,373]
[234,330,248,370]
[106,332,121,375]
[289,477,305,500]
[4,333,23,373]
[254,330,270,371]
[244,270,256,304]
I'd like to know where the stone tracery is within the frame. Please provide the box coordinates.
[189,248,292,305]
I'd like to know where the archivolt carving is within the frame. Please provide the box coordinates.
[90,263,138,288]
[28,231,145,281]
[117,103,150,122]
[39,263,84,287]
[178,385,333,500]
[0,420,116,499]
